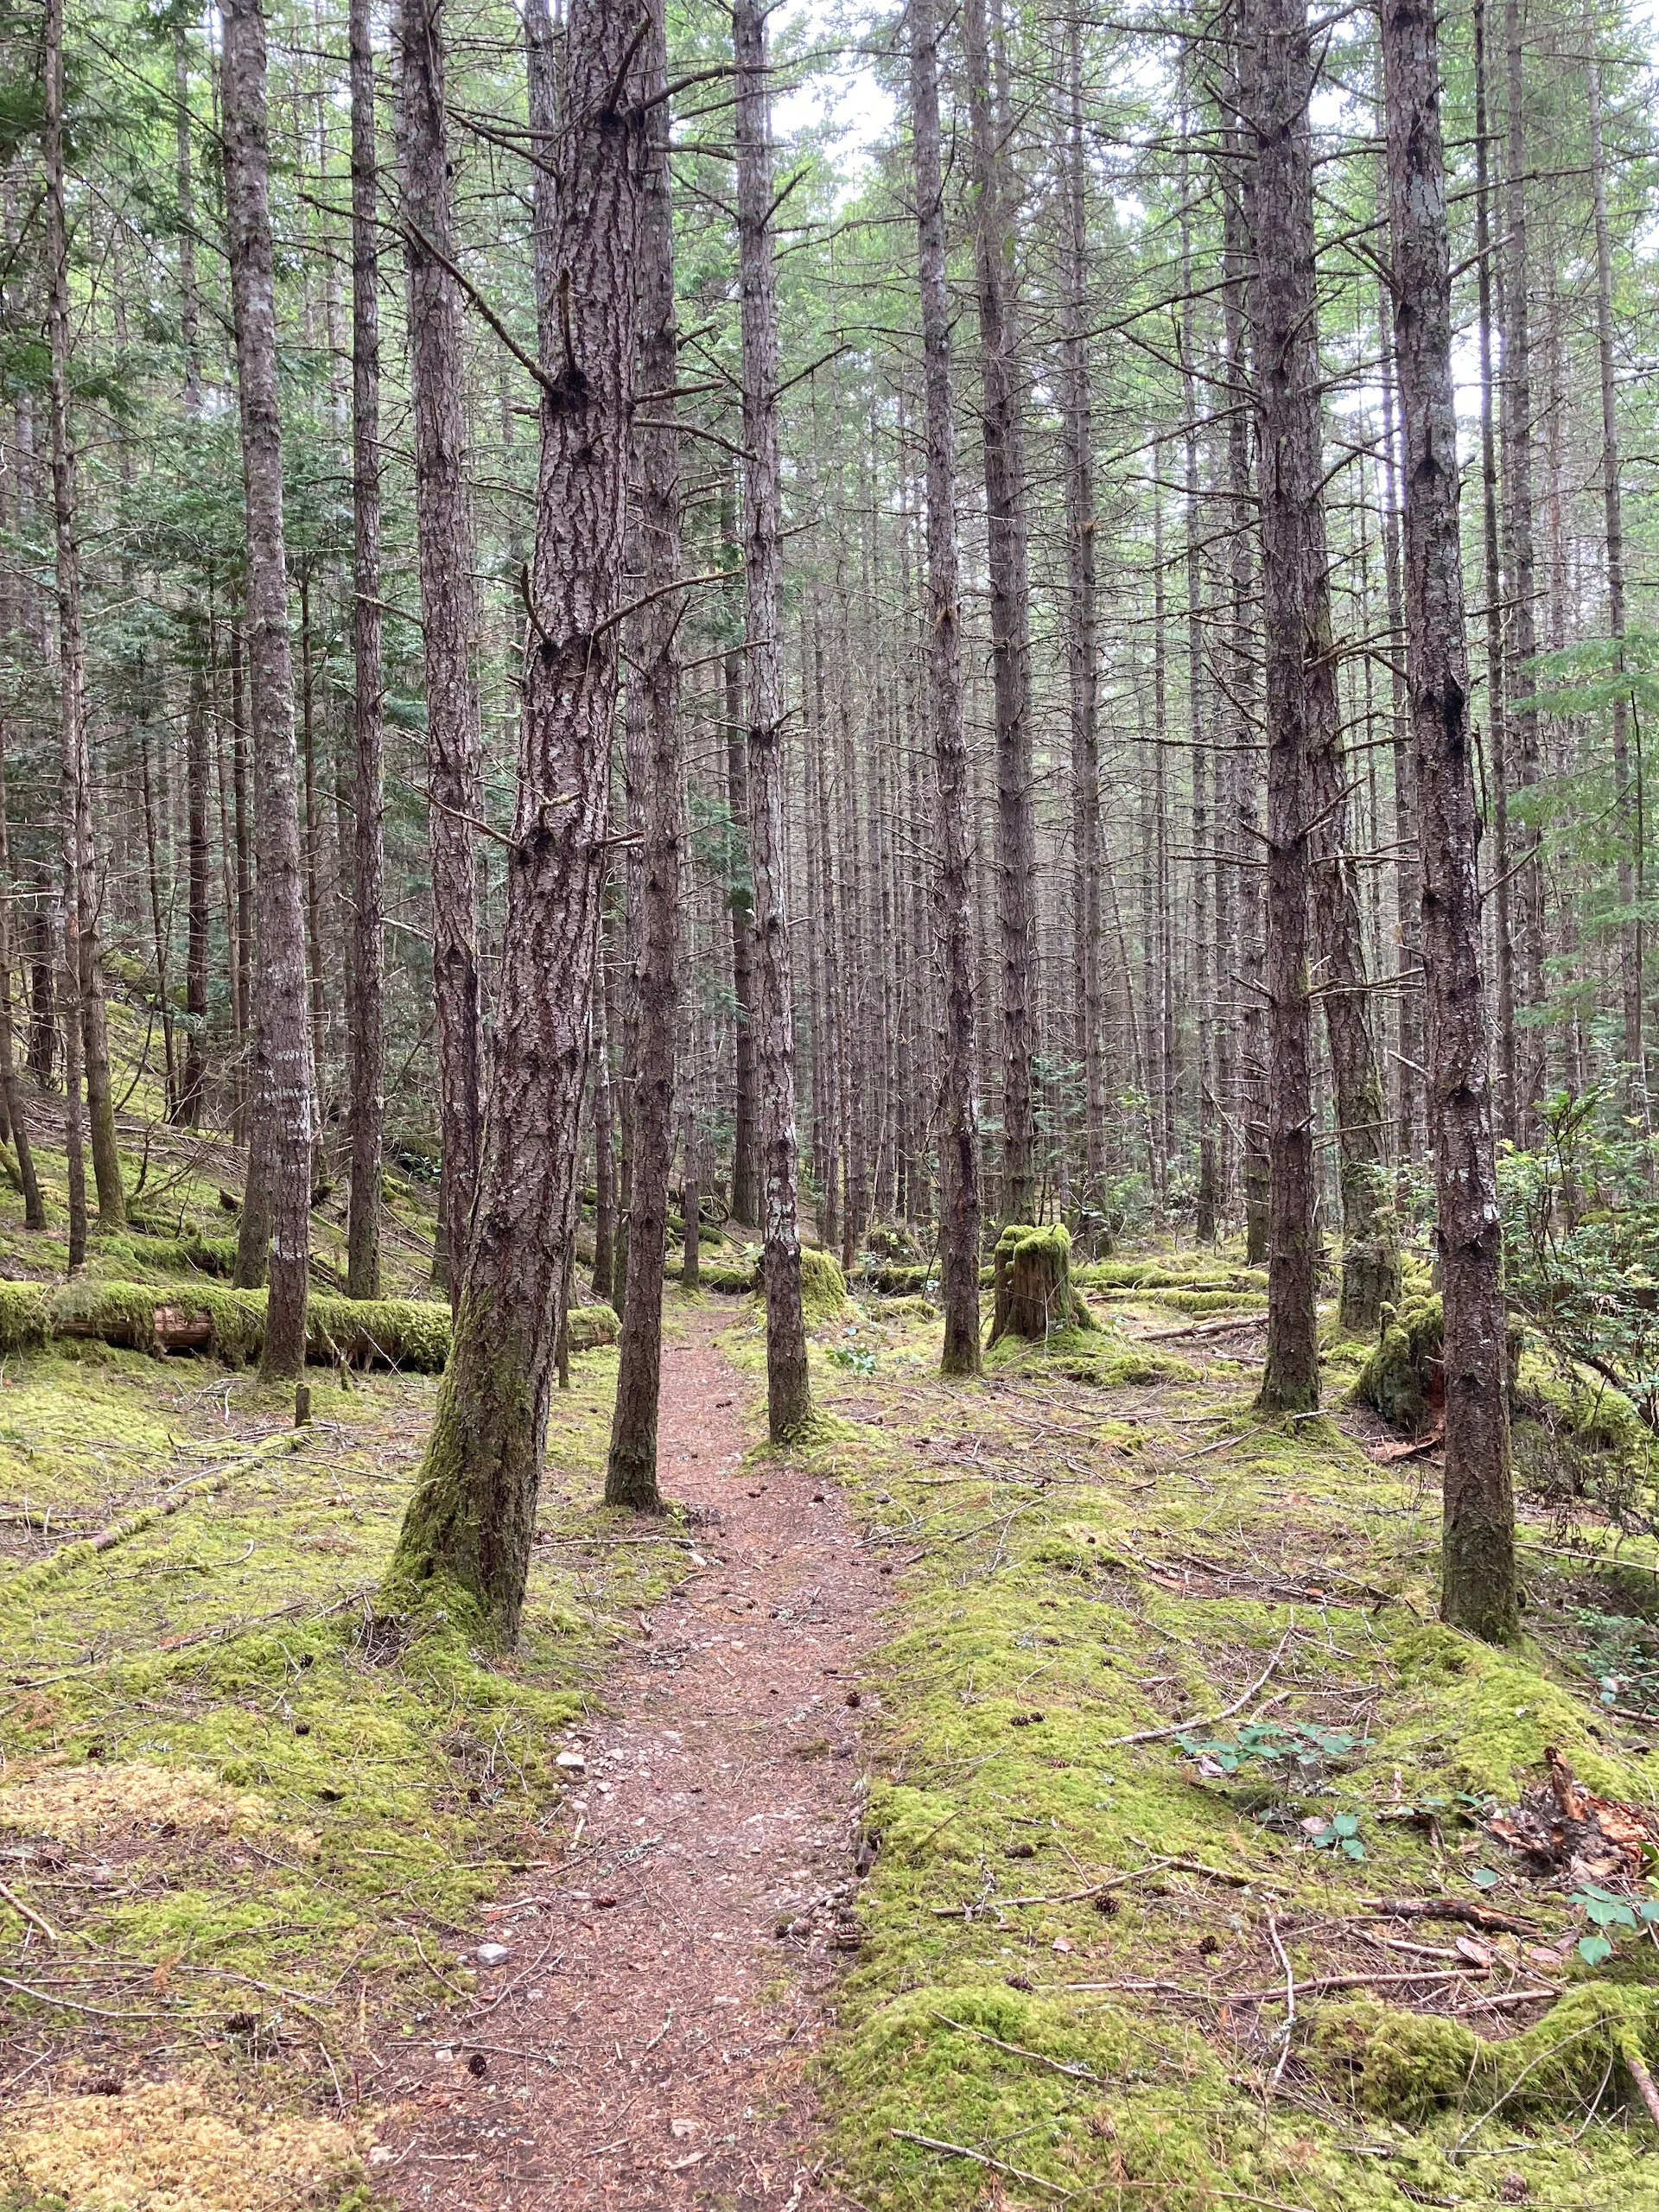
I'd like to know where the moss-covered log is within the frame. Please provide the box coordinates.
[0,1278,619,1372]
[987,1224,1097,1344]
[1351,1295,1443,1433]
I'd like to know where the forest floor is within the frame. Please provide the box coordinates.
[3,1090,1659,2208]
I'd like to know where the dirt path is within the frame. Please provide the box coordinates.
[383,1305,886,2209]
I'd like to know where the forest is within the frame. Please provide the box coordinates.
[4,0,1659,2202]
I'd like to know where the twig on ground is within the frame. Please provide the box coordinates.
[930,2009,1097,2080]
[0,1879,64,1945]
[1102,1627,1294,1748]
[891,2129,1071,2197]
[1267,1914,1295,2088]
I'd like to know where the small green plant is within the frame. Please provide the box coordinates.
[828,1341,879,1376]
[1178,1719,1363,1781]
[1304,1810,1365,1861]
[1567,1882,1659,1966]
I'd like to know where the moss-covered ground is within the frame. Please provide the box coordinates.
[747,1247,1659,2211]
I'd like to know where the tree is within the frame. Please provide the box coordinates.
[220,0,314,1381]
[346,0,385,1300]
[607,1,683,1512]
[395,0,484,1306]
[911,0,982,1377]
[1241,0,1320,1414]
[734,0,810,1440]
[1382,0,1517,1643]
[389,0,645,1643]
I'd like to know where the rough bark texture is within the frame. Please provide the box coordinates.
[734,0,811,1440]
[0,745,42,1230]
[45,0,88,1269]
[911,0,982,1378]
[389,0,643,1644]
[346,0,385,1302]
[1383,0,1518,1644]
[607,6,682,1512]
[1242,0,1319,1414]
[1060,17,1105,1246]
[396,0,484,1306]
[180,659,211,1123]
[963,0,1035,1228]
[222,0,314,1380]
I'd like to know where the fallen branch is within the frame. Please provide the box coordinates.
[1626,2048,1659,2134]
[1362,1897,1538,1936]
[891,2129,1071,2198]
[1267,1913,1295,2088]
[1102,1628,1294,1749]
[933,1858,1166,1920]
[0,1878,62,1945]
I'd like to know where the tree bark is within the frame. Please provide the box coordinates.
[180,656,211,1124]
[396,0,485,1308]
[734,0,811,1439]
[607,3,682,1513]
[0,739,41,1230]
[388,0,644,1643]
[222,0,314,1380]
[1588,54,1643,1121]
[963,0,1035,1227]
[347,0,386,1300]
[911,0,983,1376]
[1242,0,1319,1413]
[1382,0,1517,1644]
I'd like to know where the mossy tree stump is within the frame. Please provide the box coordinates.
[988,1224,1097,1344]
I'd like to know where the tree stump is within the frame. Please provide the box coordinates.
[988,1224,1096,1344]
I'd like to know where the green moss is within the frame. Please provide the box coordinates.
[0,1281,48,1352]
[1353,1294,1442,1433]
[1313,1985,1659,2125]
[800,1247,849,1321]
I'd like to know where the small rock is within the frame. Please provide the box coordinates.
[368,2146,394,2167]
[1499,2177,1529,2205]
[475,1942,512,1967]
[555,1750,586,1773]
[1005,1974,1033,1992]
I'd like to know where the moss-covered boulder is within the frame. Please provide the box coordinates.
[988,1223,1097,1344]
[1352,1295,1443,1434]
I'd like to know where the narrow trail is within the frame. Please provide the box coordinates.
[385,1305,886,2209]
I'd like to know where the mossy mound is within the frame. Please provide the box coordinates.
[1313,1984,1659,2125]
[1079,1257,1268,1295]
[1510,1349,1657,1503]
[1353,1294,1443,1433]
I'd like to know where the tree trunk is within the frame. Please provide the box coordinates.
[1242,0,1319,1413]
[963,0,1035,1227]
[396,0,484,1309]
[346,0,386,1300]
[388,0,644,1644]
[222,0,314,1380]
[1501,0,1546,1131]
[1588,54,1643,1122]
[1382,0,1517,1644]
[45,0,89,1268]
[734,0,811,1440]
[589,930,616,1301]
[1060,16,1105,1249]
[721,477,759,1230]
[607,5,682,1513]
[1471,2,1512,1142]
[180,658,211,1124]
[911,0,982,1377]
[0,741,42,1229]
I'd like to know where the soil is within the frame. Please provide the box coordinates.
[379,1304,886,2209]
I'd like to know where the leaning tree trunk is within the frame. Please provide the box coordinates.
[734,0,811,1440]
[1242,0,1320,1414]
[396,0,485,1308]
[346,0,385,1301]
[606,4,683,1513]
[388,0,644,1645]
[221,0,314,1381]
[1382,0,1517,1644]
[911,0,982,1377]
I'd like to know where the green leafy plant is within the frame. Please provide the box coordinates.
[1567,1882,1659,1966]
[1305,1810,1365,1861]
